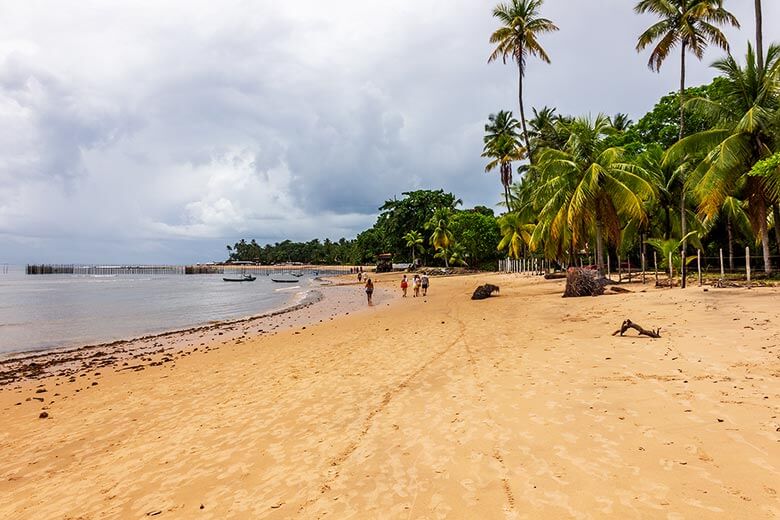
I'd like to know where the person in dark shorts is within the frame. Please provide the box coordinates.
[421,275,429,296]
[365,278,374,305]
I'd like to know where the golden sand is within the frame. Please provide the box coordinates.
[0,273,778,518]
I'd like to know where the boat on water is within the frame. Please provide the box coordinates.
[271,277,298,283]
[223,274,256,282]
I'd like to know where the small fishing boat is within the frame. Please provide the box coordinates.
[271,277,298,283]
[223,274,256,282]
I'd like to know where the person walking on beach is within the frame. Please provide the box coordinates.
[421,274,429,296]
[357,271,362,282]
[400,275,408,297]
[365,277,374,305]
[412,275,421,297]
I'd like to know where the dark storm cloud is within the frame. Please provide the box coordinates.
[0,0,776,263]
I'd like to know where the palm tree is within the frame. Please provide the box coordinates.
[669,44,780,274]
[403,230,425,265]
[498,212,535,259]
[755,0,763,71]
[426,207,456,267]
[610,113,633,132]
[635,0,739,139]
[483,111,525,209]
[635,0,739,286]
[489,0,558,164]
[533,115,655,274]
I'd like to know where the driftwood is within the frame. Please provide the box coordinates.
[611,319,661,338]
[471,284,499,300]
[563,268,606,297]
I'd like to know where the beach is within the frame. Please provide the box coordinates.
[0,273,778,518]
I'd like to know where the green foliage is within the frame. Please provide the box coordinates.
[375,190,461,260]
[450,211,502,266]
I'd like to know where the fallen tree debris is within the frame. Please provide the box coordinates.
[612,319,661,338]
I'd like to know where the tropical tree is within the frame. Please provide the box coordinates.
[483,110,525,208]
[533,115,655,274]
[426,207,456,267]
[635,0,739,139]
[635,0,739,286]
[497,212,535,259]
[669,44,780,274]
[403,230,425,265]
[488,0,558,164]
[611,113,633,132]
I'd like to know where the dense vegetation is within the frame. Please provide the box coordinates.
[229,1,780,277]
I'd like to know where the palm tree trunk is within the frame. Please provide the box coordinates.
[755,0,764,72]
[680,192,687,288]
[679,41,686,140]
[773,204,780,257]
[517,61,533,164]
[727,216,734,271]
[595,220,605,276]
[504,184,511,212]
[761,218,772,275]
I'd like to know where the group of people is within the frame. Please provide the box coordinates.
[399,274,428,297]
[361,272,430,305]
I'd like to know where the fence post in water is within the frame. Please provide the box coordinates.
[746,247,751,287]
[697,249,702,286]
[719,248,725,281]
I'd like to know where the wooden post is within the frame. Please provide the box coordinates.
[607,253,611,280]
[697,249,702,286]
[654,251,658,285]
[627,257,631,283]
[669,251,673,287]
[641,251,646,284]
[719,248,724,281]
[618,254,622,283]
[746,246,751,287]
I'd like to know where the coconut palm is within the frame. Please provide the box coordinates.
[483,111,525,209]
[533,115,655,274]
[426,207,456,267]
[497,212,535,259]
[611,113,633,132]
[403,230,425,265]
[669,44,780,274]
[755,0,763,71]
[635,0,739,286]
[489,0,558,164]
[635,0,739,139]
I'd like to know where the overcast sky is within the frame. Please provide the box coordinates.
[1,0,777,264]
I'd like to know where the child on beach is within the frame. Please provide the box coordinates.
[400,275,408,297]
[421,275,429,296]
[365,278,374,305]
[412,275,421,297]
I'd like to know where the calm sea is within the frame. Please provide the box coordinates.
[0,266,313,356]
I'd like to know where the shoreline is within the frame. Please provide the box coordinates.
[0,277,390,386]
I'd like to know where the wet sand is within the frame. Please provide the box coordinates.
[0,273,778,518]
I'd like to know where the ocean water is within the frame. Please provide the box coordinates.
[0,266,314,356]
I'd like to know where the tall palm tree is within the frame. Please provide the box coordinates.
[483,110,525,209]
[611,113,633,132]
[635,0,739,286]
[635,0,739,139]
[426,207,456,267]
[533,115,655,274]
[755,0,763,71]
[669,44,780,274]
[489,0,558,165]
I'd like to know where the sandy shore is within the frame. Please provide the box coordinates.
[0,273,778,518]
